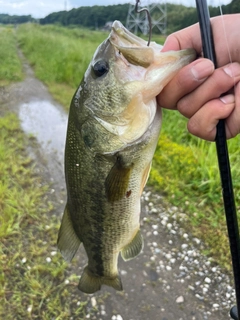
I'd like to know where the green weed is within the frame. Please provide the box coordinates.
[0,26,23,84]
[17,24,108,108]
[0,113,98,319]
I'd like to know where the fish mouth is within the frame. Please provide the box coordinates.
[109,20,196,69]
[109,21,155,68]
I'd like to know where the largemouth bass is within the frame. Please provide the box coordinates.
[57,21,195,294]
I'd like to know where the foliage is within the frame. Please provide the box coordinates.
[40,4,129,29]
[17,23,108,107]
[39,0,239,34]
[149,109,240,269]
[0,0,239,33]
[0,26,23,84]
[0,113,100,319]
[0,13,33,24]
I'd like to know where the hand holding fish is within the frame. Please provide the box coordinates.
[157,14,240,141]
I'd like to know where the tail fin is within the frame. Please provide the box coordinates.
[78,266,123,294]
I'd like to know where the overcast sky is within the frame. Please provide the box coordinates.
[0,0,231,19]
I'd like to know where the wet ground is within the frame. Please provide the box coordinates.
[1,51,236,319]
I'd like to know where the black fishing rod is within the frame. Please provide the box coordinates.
[195,1,240,319]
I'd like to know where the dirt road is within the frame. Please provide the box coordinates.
[1,51,236,320]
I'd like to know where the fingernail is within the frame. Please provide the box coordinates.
[191,60,214,80]
[220,94,235,104]
[223,63,240,77]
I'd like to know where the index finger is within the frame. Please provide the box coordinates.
[161,23,202,55]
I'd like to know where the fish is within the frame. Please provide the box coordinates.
[57,20,196,294]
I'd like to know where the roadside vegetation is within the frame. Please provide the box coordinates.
[0,113,102,319]
[15,23,240,270]
[17,23,108,108]
[0,26,23,85]
[0,26,98,318]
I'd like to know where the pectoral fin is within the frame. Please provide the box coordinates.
[57,204,81,262]
[140,161,152,195]
[105,157,133,202]
[121,229,143,261]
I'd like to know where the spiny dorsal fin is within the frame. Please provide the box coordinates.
[105,156,133,202]
[78,266,123,294]
[121,229,143,261]
[57,204,81,262]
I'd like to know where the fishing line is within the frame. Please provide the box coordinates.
[195,1,240,319]
[219,5,233,67]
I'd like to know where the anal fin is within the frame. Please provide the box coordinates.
[78,267,123,294]
[121,229,143,261]
[57,204,81,262]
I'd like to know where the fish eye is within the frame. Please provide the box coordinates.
[92,60,109,77]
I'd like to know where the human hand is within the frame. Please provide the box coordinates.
[157,14,240,141]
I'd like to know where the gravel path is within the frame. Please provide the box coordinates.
[1,50,236,320]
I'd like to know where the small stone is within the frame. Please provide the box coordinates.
[27,305,33,313]
[203,287,208,294]
[165,253,172,260]
[91,297,97,307]
[120,270,127,276]
[204,277,211,284]
[176,296,184,303]
[21,257,27,264]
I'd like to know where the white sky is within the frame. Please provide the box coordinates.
[0,0,231,19]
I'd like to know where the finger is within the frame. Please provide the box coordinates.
[178,62,240,118]
[187,94,235,141]
[161,23,202,54]
[225,81,240,138]
[157,58,214,110]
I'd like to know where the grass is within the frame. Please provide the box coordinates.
[15,23,240,269]
[149,109,240,269]
[0,26,23,85]
[17,23,108,108]
[0,113,101,319]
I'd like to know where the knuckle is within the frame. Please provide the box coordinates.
[177,98,191,117]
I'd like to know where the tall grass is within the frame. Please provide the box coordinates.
[0,26,23,84]
[17,24,108,107]
[149,109,240,268]
[0,113,98,319]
